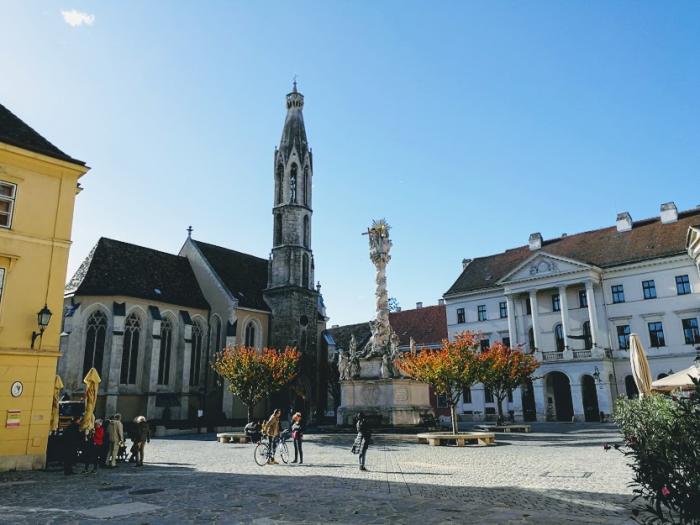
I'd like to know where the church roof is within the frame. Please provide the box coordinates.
[0,103,85,166]
[446,207,700,296]
[192,240,271,312]
[65,237,209,309]
[326,322,372,352]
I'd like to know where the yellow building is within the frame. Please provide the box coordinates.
[0,104,89,470]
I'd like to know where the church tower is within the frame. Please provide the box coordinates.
[264,82,323,416]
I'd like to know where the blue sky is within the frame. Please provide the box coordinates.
[2,1,699,326]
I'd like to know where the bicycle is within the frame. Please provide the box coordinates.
[254,429,290,466]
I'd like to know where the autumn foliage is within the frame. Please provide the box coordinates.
[211,345,300,422]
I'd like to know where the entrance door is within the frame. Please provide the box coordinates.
[581,375,600,422]
[548,372,574,421]
[521,379,537,421]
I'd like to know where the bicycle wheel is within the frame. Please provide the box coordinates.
[254,442,269,466]
[279,441,289,464]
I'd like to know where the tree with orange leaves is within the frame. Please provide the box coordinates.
[396,332,482,434]
[211,346,300,423]
[479,342,539,425]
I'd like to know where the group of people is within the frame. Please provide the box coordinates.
[61,413,151,475]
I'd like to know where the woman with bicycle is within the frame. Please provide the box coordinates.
[264,409,281,464]
[291,412,303,464]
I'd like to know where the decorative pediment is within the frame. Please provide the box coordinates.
[498,252,596,285]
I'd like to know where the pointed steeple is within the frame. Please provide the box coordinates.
[279,81,308,164]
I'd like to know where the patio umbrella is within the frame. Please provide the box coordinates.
[80,367,101,431]
[629,333,653,398]
[50,375,64,432]
[651,365,700,392]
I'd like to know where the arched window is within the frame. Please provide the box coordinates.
[276,164,283,204]
[625,375,639,399]
[303,166,310,206]
[211,316,223,353]
[83,310,107,377]
[554,324,564,352]
[290,164,298,203]
[189,321,203,386]
[302,253,310,288]
[303,215,309,248]
[120,313,141,384]
[245,321,256,347]
[582,321,592,350]
[274,214,282,245]
[158,318,173,385]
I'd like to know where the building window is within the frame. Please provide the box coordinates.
[682,318,699,345]
[625,375,638,399]
[502,336,510,348]
[477,305,487,321]
[480,338,490,351]
[525,299,532,315]
[579,290,587,308]
[462,386,472,404]
[211,316,223,353]
[554,324,564,352]
[611,285,625,304]
[617,325,630,350]
[158,318,174,385]
[274,214,282,245]
[0,181,17,228]
[528,327,535,350]
[290,163,298,203]
[120,313,141,384]
[484,387,494,403]
[648,322,665,348]
[507,389,513,403]
[245,321,257,347]
[436,393,449,408]
[275,165,283,204]
[499,301,507,318]
[551,294,560,312]
[303,215,310,248]
[303,166,310,206]
[83,310,107,378]
[456,308,465,324]
[582,321,592,350]
[189,321,203,386]
[676,275,691,295]
[642,280,657,300]
[302,253,310,288]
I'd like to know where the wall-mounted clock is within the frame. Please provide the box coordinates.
[11,381,23,398]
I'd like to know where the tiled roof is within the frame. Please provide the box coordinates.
[0,103,85,166]
[389,305,447,346]
[446,208,700,296]
[193,240,270,312]
[326,322,372,351]
[65,238,209,309]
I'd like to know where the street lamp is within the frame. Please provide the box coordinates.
[30,304,52,349]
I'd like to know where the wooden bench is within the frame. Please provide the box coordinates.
[216,432,250,444]
[475,424,531,433]
[416,432,496,447]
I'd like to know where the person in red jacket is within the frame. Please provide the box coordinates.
[90,420,105,472]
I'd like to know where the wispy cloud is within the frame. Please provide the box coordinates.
[61,9,95,27]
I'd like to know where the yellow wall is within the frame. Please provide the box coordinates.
[0,143,88,471]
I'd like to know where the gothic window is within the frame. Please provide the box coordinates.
[303,166,310,206]
[83,310,107,377]
[120,313,141,384]
[554,324,564,352]
[212,316,223,352]
[290,163,298,203]
[157,318,174,385]
[189,321,203,386]
[276,165,283,204]
[245,321,256,347]
[274,214,282,245]
[582,321,592,350]
[302,253,310,288]
[303,215,309,248]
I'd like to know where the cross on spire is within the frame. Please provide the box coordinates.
[292,74,298,93]
[187,225,193,238]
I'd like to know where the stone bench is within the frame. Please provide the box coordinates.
[216,432,250,444]
[416,432,496,447]
[475,424,531,433]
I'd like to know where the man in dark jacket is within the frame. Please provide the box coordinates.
[62,417,81,475]
[356,412,371,471]
[132,416,151,466]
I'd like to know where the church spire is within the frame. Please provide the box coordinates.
[279,81,308,164]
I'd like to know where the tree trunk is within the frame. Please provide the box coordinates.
[247,403,254,423]
[450,403,458,435]
[496,396,504,426]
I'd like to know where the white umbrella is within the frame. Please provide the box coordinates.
[651,365,699,392]
[629,333,652,398]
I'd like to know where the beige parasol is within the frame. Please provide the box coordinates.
[80,367,101,431]
[50,375,64,432]
[651,365,700,392]
[629,333,653,398]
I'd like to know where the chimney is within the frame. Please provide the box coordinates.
[462,258,472,270]
[416,302,423,309]
[616,212,632,232]
[660,202,678,224]
[438,299,445,306]
[528,233,542,251]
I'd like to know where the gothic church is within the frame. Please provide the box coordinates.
[59,84,328,423]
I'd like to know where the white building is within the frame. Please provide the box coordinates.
[443,203,700,422]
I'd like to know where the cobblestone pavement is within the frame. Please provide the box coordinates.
[0,423,638,524]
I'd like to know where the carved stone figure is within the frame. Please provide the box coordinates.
[409,337,417,355]
[348,335,361,379]
[380,352,394,379]
[338,351,350,381]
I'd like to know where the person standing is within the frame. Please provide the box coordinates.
[81,425,96,474]
[91,420,105,471]
[356,412,371,471]
[107,414,124,468]
[265,409,281,464]
[291,412,304,464]
[62,416,81,475]
[132,416,151,466]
